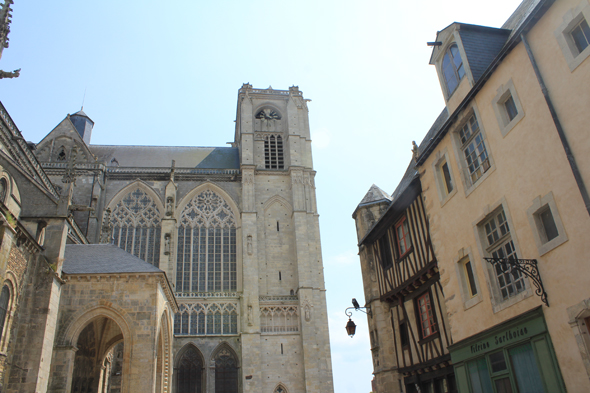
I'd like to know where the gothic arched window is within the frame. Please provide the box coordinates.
[214,347,238,393]
[442,44,465,96]
[176,190,237,293]
[175,346,203,393]
[0,178,8,203]
[264,134,284,169]
[0,285,10,343]
[110,188,162,267]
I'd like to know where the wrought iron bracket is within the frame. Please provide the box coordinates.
[345,306,371,317]
[484,258,549,307]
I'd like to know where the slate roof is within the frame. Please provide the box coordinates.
[71,109,94,122]
[502,0,542,37]
[90,145,240,169]
[417,108,449,157]
[458,25,511,82]
[62,244,163,274]
[359,184,392,205]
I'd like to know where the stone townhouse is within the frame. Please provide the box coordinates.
[0,6,334,390]
[353,0,590,392]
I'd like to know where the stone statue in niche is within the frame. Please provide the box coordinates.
[304,304,312,322]
[247,304,253,326]
[247,235,253,255]
[165,196,174,217]
[164,234,171,255]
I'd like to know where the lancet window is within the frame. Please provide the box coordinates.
[0,285,10,342]
[214,347,238,393]
[110,188,162,267]
[264,134,284,169]
[260,306,299,333]
[175,346,203,393]
[174,303,238,335]
[176,189,237,293]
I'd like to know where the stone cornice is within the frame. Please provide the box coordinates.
[62,271,179,312]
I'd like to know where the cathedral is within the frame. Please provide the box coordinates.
[0,80,334,393]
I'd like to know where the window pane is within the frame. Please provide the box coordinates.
[539,208,559,242]
[441,162,453,193]
[468,358,494,393]
[509,342,545,393]
[443,53,459,94]
[572,19,590,53]
[494,377,513,393]
[504,95,518,122]
[489,351,507,373]
[465,261,478,296]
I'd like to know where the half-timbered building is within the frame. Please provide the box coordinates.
[353,158,455,393]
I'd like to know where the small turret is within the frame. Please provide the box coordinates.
[70,108,94,145]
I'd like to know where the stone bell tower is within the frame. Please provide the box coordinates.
[236,84,333,393]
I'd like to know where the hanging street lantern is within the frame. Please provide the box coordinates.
[345,318,357,337]
[344,298,371,338]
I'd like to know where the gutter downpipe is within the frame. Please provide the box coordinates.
[521,33,590,217]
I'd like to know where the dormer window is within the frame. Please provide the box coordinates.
[442,44,465,96]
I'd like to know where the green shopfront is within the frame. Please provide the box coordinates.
[449,307,566,393]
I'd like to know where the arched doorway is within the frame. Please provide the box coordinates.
[70,317,124,393]
[214,345,238,393]
[175,345,204,393]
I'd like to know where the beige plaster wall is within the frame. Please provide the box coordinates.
[418,1,590,391]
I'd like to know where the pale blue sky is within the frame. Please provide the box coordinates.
[0,1,523,392]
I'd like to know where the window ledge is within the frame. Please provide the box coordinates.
[464,164,496,198]
[463,294,483,310]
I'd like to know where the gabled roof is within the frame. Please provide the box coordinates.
[63,244,163,274]
[35,116,96,162]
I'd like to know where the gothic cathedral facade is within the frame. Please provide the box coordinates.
[0,84,333,393]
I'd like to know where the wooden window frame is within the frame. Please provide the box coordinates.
[394,216,412,260]
[416,291,438,340]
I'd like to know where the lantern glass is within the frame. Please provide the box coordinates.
[345,318,356,337]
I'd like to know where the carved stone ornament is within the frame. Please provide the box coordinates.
[304,304,311,322]
[302,297,313,322]
[99,208,112,244]
[247,300,253,326]
[165,196,174,216]
[247,235,253,255]
[164,233,171,255]
[243,171,254,185]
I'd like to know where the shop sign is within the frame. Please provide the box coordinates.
[450,313,546,363]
